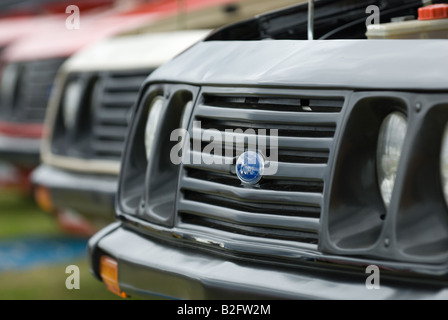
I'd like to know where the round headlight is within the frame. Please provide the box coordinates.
[63,79,83,130]
[144,97,164,160]
[440,124,448,206]
[376,112,407,208]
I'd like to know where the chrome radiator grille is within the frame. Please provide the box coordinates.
[14,58,65,122]
[177,88,346,247]
[90,71,148,161]
[51,69,149,162]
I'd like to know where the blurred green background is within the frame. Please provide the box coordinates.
[0,189,122,300]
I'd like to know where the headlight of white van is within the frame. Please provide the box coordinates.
[63,79,83,130]
[376,112,407,208]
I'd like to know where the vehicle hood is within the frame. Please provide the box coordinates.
[62,30,211,72]
[147,39,448,91]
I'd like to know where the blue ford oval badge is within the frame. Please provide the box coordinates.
[236,151,264,185]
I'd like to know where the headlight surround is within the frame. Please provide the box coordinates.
[180,100,193,130]
[89,78,103,119]
[440,124,448,207]
[376,112,408,208]
[62,79,83,130]
[0,64,20,104]
[144,96,165,160]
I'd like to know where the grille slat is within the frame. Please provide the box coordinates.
[94,109,129,126]
[197,118,336,138]
[93,125,128,141]
[180,213,319,243]
[191,127,331,164]
[103,76,147,92]
[183,151,234,174]
[178,198,320,234]
[203,95,344,113]
[101,92,141,108]
[273,163,327,180]
[185,168,324,193]
[197,104,340,125]
[183,152,327,180]
[90,141,123,157]
[191,127,333,150]
[181,176,323,208]
[177,90,345,247]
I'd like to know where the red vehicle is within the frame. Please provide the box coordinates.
[0,0,236,192]
[0,0,114,18]
[0,0,116,190]
[0,15,67,191]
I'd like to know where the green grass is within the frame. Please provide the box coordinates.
[0,189,126,300]
[0,189,61,238]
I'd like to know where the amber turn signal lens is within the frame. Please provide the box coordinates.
[34,186,54,213]
[99,255,128,298]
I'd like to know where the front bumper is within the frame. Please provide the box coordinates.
[31,164,117,221]
[88,223,448,300]
[0,134,40,167]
